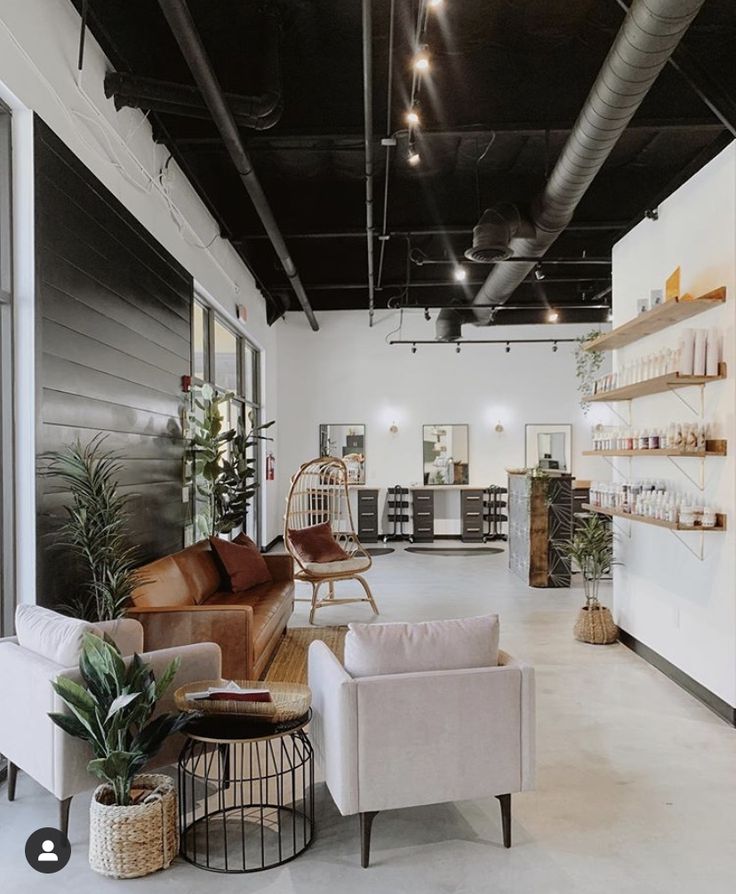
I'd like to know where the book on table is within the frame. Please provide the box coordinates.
[185,681,273,703]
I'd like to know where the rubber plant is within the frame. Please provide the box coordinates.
[48,633,192,806]
[185,383,274,538]
[574,329,604,413]
[43,435,140,622]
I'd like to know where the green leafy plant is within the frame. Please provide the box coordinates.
[563,514,617,608]
[185,383,274,538]
[49,633,191,806]
[43,435,140,621]
[574,329,604,413]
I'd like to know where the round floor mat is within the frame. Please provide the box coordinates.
[365,547,396,556]
[405,547,504,556]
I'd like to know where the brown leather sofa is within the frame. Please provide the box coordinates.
[127,540,294,680]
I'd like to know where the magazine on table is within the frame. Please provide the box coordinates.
[185,680,273,703]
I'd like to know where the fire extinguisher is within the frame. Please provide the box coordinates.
[266,451,275,481]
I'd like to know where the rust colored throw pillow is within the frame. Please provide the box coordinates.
[209,535,272,592]
[288,522,349,564]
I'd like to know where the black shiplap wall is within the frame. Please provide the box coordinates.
[35,119,192,608]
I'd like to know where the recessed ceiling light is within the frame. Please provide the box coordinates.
[547,309,559,322]
[429,0,444,8]
[453,267,467,282]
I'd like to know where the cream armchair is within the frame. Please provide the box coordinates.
[0,614,221,834]
[308,636,535,867]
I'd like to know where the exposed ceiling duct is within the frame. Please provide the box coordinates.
[436,0,708,341]
[463,203,535,264]
[157,0,318,331]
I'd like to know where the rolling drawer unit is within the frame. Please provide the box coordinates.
[412,490,435,541]
[356,489,380,542]
[461,489,485,542]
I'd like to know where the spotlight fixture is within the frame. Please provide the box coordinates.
[413,48,430,73]
[407,146,421,166]
[505,342,510,353]
[534,264,545,281]
[424,307,431,321]
[411,343,417,354]
[456,344,461,354]
[547,309,559,323]
[453,266,467,282]
[406,108,420,127]
[429,0,444,7]
[552,341,558,352]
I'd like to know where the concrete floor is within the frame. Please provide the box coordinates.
[3,543,736,892]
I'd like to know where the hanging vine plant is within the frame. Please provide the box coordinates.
[574,329,604,414]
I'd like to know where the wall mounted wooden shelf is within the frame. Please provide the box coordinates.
[581,503,727,532]
[585,363,726,403]
[582,440,727,458]
[584,286,726,353]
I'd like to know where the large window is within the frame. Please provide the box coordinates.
[0,101,13,639]
[191,297,263,543]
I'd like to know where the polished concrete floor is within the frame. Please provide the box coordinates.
[3,543,736,892]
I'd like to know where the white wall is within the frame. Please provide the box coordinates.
[611,143,736,707]
[277,311,609,534]
[0,0,284,548]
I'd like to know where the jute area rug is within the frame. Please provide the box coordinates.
[266,626,347,685]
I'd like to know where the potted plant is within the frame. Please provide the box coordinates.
[43,435,140,621]
[49,633,193,878]
[564,514,619,644]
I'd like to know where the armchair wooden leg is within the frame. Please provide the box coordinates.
[58,796,72,836]
[309,581,323,625]
[355,575,379,615]
[496,793,511,848]
[360,810,379,868]
[7,762,17,801]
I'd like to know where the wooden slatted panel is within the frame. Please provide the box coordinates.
[35,119,193,608]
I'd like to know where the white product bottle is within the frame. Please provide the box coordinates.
[693,329,707,376]
[706,327,720,377]
[678,329,695,376]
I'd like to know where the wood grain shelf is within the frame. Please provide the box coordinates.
[585,363,726,402]
[583,439,727,458]
[581,503,727,532]
[584,286,726,353]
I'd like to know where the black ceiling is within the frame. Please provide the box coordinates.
[72,0,736,325]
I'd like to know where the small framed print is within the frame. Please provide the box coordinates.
[650,289,664,307]
[636,297,649,315]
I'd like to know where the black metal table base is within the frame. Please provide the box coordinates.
[178,727,314,872]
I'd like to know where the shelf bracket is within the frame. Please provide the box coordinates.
[670,529,705,561]
[667,455,705,491]
[668,382,704,417]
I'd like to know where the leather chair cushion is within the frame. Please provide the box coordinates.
[288,521,348,564]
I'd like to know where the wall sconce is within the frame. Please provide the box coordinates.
[494,422,504,433]
[389,422,399,435]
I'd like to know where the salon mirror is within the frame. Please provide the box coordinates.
[422,424,469,485]
[525,423,572,472]
[319,424,366,484]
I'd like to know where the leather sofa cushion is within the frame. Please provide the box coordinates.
[174,541,224,604]
[204,580,293,645]
[210,535,272,592]
[131,555,195,608]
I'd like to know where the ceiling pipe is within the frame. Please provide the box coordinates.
[362,0,376,326]
[436,0,707,341]
[157,0,318,331]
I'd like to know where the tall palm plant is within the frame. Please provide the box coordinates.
[43,435,139,621]
[564,514,616,608]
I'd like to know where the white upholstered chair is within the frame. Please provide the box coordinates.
[308,616,535,867]
[0,607,221,834]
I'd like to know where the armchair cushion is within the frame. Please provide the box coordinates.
[210,535,272,591]
[288,521,348,564]
[344,614,499,678]
[15,605,100,667]
[303,556,370,576]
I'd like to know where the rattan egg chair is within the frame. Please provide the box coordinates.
[284,457,379,624]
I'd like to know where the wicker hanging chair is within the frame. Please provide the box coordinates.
[284,457,379,624]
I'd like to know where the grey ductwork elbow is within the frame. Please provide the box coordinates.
[464,203,533,264]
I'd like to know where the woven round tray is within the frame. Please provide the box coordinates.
[175,679,311,724]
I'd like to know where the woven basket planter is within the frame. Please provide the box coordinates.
[89,773,178,879]
[574,604,618,645]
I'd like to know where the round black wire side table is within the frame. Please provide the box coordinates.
[178,711,314,873]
